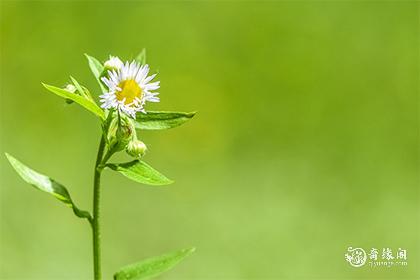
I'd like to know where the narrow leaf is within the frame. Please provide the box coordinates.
[85,53,107,93]
[135,111,196,130]
[135,49,146,65]
[43,83,105,120]
[114,247,195,280]
[5,153,91,221]
[70,76,93,100]
[106,160,173,186]
[69,76,85,96]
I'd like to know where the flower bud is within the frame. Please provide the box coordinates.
[107,116,135,152]
[64,84,77,93]
[101,56,124,87]
[126,139,147,158]
[104,56,123,71]
[64,84,77,104]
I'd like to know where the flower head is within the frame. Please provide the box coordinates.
[100,59,160,117]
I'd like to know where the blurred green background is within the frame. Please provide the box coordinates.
[0,1,418,279]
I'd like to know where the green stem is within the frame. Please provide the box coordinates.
[93,136,105,280]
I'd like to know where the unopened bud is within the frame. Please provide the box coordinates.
[104,56,123,71]
[101,56,124,87]
[64,84,77,104]
[126,139,147,158]
[107,116,135,151]
[64,84,77,93]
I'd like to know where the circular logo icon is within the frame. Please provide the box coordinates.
[345,247,367,267]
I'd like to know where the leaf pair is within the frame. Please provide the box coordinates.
[5,154,174,221]
[4,112,195,218]
[5,153,194,279]
[43,81,195,131]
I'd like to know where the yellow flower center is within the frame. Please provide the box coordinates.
[116,79,142,105]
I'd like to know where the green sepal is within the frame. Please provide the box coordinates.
[135,111,196,130]
[135,49,146,65]
[114,247,195,280]
[105,160,173,186]
[42,83,105,120]
[5,153,92,221]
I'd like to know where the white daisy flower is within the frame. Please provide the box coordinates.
[100,60,160,118]
[104,55,124,70]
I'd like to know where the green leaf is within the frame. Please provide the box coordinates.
[43,83,105,120]
[85,53,107,93]
[114,247,195,280]
[135,111,196,130]
[106,160,173,186]
[135,49,146,65]
[5,153,91,221]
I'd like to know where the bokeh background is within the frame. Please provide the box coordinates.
[0,1,418,279]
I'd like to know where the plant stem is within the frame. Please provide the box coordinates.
[93,136,105,280]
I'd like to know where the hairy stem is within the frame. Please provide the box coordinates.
[93,136,105,280]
